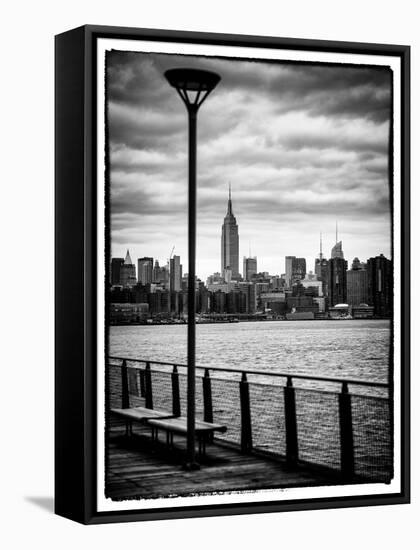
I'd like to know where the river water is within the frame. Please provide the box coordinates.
[109,319,391,383]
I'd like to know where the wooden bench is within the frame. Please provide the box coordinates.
[146,417,227,457]
[110,406,173,436]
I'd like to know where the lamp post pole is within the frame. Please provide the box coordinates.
[187,105,198,468]
[165,68,220,469]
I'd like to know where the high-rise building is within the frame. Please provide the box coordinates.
[137,257,153,285]
[347,258,368,306]
[120,250,137,288]
[367,254,392,317]
[221,184,239,277]
[152,260,169,287]
[111,257,124,285]
[331,241,344,259]
[292,258,306,285]
[285,256,294,288]
[285,256,306,287]
[243,256,257,281]
[315,234,328,297]
[169,255,182,292]
[328,257,348,306]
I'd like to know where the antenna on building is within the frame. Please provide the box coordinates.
[249,240,251,257]
[336,221,338,244]
[320,232,323,260]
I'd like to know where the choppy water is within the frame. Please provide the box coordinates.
[109,319,391,383]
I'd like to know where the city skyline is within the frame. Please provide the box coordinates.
[108,51,392,280]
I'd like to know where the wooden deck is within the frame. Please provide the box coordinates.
[105,424,343,500]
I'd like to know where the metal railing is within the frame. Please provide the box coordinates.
[106,355,392,482]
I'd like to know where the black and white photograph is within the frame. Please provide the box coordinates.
[102,42,400,507]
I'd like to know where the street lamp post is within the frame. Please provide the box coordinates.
[165,68,221,469]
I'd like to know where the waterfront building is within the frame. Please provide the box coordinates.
[210,289,226,313]
[243,256,257,282]
[137,257,153,285]
[120,250,137,288]
[226,290,247,314]
[111,257,124,285]
[109,303,149,324]
[197,283,210,314]
[329,303,350,318]
[367,254,392,317]
[221,185,239,277]
[352,304,374,319]
[148,289,170,316]
[237,282,257,313]
[347,258,368,306]
[169,255,182,292]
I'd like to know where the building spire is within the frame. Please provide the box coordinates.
[227,182,233,215]
[124,249,133,265]
[320,232,323,260]
[336,221,338,244]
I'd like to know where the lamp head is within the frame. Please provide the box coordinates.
[165,68,221,110]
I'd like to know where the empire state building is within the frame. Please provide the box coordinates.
[221,185,239,277]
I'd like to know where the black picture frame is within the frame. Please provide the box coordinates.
[55,24,410,525]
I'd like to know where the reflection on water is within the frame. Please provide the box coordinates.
[109,319,391,383]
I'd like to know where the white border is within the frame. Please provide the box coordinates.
[96,37,402,513]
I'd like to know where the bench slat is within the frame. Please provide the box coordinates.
[110,407,173,422]
[146,417,227,434]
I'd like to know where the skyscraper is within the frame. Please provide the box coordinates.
[243,256,257,281]
[221,184,239,277]
[328,239,348,307]
[347,258,368,306]
[120,249,137,288]
[315,233,328,297]
[170,255,182,292]
[137,257,153,285]
[285,256,294,288]
[111,257,124,285]
[285,256,306,287]
[367,254,392,317]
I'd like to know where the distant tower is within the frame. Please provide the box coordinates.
[111,257,124,285]
[367,254,392,317]
[120,249,137,288]
[331,223,344,259]
[315,233,329,297]
[328,230,347,306]
[170,255,182,292]
[243,256,257,281]
[221,184,239,277]
[137,257,153,285]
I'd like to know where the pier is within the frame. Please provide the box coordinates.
[106,357,392,500]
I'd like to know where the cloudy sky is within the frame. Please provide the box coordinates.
[107,50,392,279]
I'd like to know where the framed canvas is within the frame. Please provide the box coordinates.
[55,25,410,524]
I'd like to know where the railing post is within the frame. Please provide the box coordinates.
[339,381,354,480]
[172,365,181,417]
[284,376,298,465]
[121,359,129,409]
[139,368,146,398]
[203,369,213,424]
[145,362,153,409]
[240,372,252,453]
